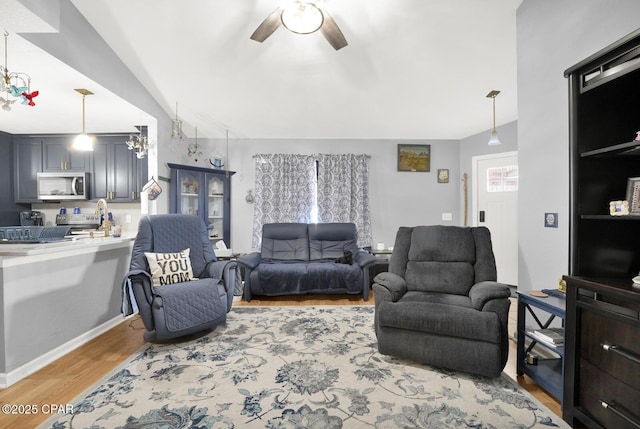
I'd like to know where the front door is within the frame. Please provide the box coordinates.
[473,152,518,286]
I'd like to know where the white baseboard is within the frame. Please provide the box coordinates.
[0,315,129,389]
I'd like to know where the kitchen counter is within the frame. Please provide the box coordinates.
[0,235,134,260]
[0,234,136,388]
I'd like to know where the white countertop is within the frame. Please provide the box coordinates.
[0,234,135,261]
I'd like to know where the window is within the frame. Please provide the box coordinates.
[487,165,518,192]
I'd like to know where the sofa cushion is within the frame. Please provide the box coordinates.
[401,290,473,308]
[261,223,310,261]
[377,300,501,344]
[255,260,362,295]
[306,261,362,293]
[308,223,359,260]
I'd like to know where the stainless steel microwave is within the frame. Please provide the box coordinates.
[37,172,89,200]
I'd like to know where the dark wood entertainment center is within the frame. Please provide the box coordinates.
[563,28,640,429]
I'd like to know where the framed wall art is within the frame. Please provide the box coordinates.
[397,144,430,172]
[625,177,640,214]
[437,169,449,183]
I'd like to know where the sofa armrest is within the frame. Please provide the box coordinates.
[469,281,511,311]
[372,272,407,302]
[237,252,261,270]
[355,250,377,268]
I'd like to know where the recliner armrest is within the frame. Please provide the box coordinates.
[205,260,235,282]
[237,252,261,270]
[469,281,511,311]
[372,272,407,301]
[205,260,237,311]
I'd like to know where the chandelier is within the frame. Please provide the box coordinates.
[0,31,38,111]
[187,126,203,161]
[126,125,149,158]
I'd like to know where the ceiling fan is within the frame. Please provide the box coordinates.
[250,1,348,50]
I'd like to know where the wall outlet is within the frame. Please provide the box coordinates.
[442,212,453,221]
[544,213,558,228]
[125,214,132,224]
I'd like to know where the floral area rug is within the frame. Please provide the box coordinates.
[40,306,569,428]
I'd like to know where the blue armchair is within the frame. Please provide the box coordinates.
[122,214,237,341]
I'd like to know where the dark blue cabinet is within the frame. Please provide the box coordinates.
[168,163,235,248]
[13,134,147,203]
[91,136,147,202]
[13,137,42,203]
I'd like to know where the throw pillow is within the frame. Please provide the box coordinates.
[144,248,197,286]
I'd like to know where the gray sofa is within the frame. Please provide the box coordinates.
[373,225,511,378]
[238,223,377,301]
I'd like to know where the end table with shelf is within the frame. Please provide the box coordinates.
[368,249,393,285]
[516,291,566,403]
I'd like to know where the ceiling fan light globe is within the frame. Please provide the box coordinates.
[281,2,324,34]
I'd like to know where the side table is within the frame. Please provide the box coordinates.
[369,249,393,285]
[516,291,566,403]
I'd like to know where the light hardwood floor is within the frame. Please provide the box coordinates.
[0,294,561,429]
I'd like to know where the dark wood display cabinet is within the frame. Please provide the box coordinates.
[563,28,640,429]
[168,163,235,248]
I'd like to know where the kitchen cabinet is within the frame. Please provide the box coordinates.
[13,137,42,203]
[168,163,235,248]
[42,137,90,172]
[13,134,147,203]
[563,28,640,428]
[91,135,148,202]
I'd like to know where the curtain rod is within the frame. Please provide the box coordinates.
[252,154,371,158]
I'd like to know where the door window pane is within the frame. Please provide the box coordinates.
[487,165,518,192]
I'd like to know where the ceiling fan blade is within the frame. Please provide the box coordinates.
[250,8,283,42]
[320,10,348,50]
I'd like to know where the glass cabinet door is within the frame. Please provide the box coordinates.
[169,163,235,248]
[179,172,200,216]
[207,175,225,243]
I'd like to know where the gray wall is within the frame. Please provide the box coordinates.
[459,121,518,227]
[178,138,461,253]
[516,0,640,291]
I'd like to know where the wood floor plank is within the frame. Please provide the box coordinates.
[0,294,561,428]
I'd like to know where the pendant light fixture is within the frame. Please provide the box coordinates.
[486,90,501,146]
[187,126,203,162]
[170,101,183,140]
[1,31,39,111]
[72,88,94,151]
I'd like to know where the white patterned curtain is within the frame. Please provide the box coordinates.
[317,154,371,247]
[252,154,317,247]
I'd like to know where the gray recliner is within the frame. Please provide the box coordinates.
[122,214,236,341]
[373,225,511,378]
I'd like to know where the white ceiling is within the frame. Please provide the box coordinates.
[1,0,522,140]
